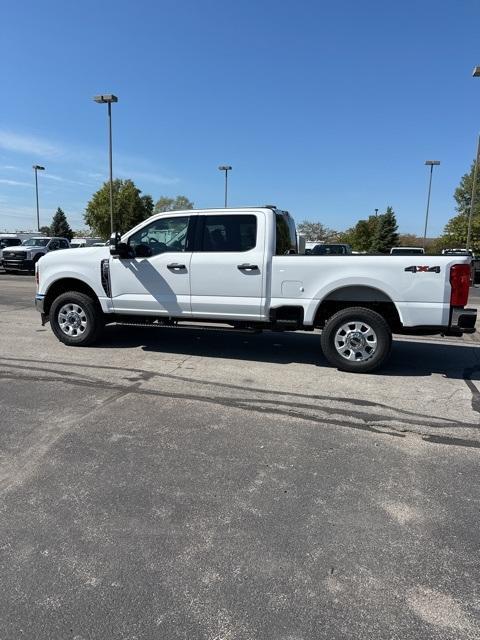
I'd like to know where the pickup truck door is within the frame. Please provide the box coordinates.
[189,212,265,320]
[109,214,195,315]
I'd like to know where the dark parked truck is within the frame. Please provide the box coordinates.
[2,237,70,273]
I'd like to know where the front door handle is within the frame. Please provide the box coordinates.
[237,263,259,271]
[167,263,186,270]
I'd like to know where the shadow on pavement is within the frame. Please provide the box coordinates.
[97,324,480,380]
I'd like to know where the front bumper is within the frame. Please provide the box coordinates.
[448,307,477,335]
[35,294,49,325]
[3,257,34,270]
[35,294,45,313]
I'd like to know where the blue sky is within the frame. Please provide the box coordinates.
[1,0,480,235]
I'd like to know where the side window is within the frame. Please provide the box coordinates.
[275,214,291,255]
[59,240,69,249]
[275,214,297,255]
[128,216,190,256]
[200,215,257,252]
[49,240,59,250]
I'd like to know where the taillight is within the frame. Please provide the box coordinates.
[450,264,470,307]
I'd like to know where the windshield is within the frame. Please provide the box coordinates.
[22,238,49,247]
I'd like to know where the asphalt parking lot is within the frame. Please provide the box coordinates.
[1,273,480,639]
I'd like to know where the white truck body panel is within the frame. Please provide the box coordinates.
[189,211,267,320]
[109,250,193,315]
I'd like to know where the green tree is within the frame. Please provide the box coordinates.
[84,179,154,238]
[370,206,399,253]
[153,195,194,214]
[437,160,480,251]
[338,215,379,252]
[39,225,51,236]
[297,220,336,242]
[49,208,73,240]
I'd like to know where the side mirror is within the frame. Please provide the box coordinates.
[109,231,122,256]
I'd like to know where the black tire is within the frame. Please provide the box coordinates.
[50,291,104,346]
[320,307,392,373]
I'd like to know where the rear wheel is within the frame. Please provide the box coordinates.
[320,307,392,373]
[50,291,104,346]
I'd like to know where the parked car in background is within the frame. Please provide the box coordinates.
[311,243,352,255]
[390,247,425,255]
[70,237,105,249]
[2,237,70,273]
[442,248,474,257]
[0,237,22,268]
[0,237,22,250]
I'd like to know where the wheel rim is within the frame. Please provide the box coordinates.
[58,303,88,337]
[334,320,378,362]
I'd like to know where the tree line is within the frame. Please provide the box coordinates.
[41,158,480,251]
[298,207,400,253]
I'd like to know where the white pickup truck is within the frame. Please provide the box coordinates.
[35,207,475,372]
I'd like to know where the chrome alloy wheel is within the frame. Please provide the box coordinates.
[334,321,378,362]
[58,303,88,337]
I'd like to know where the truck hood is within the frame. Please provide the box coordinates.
[39,246,110,266]
[1,247,29,255]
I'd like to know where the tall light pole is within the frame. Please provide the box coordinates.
[466,135,480,250]
[423,160,440,248]
[94,94,118,234]
[374,208,379,217]
[32,165,45,232]
[218,165,232,208]
[468,66,480,250]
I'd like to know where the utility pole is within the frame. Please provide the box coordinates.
[32,165,45,232]
[218,165,232,207]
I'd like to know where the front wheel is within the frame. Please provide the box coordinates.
[320,307,392,373]
[50,291,104,346]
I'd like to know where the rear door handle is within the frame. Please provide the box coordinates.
[167,263,186,270]
[237,263,259,271]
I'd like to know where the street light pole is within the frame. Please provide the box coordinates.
[467,135,480,250]
[94,94,118,234]
[374,208,379,217]
[32,165,45,232]
[469,66,480,250]
[423,160,440,248]
[218,165,232,208]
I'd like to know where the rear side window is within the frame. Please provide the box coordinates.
[199,215,257,252]
[275,213,297,255]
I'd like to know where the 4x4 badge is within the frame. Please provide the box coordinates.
[405,265,441,273]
